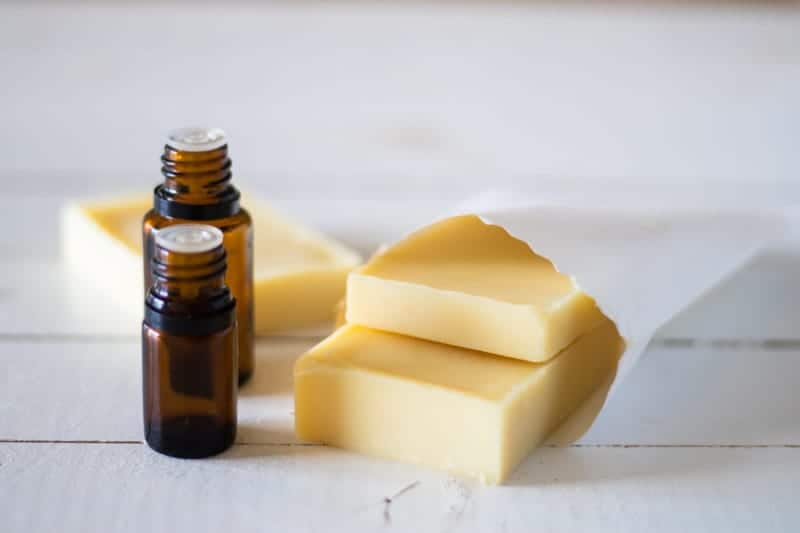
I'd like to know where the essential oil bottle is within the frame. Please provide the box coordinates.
[142,224,238,458]
[143,127,254,384]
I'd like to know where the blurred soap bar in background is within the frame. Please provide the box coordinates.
[346,215,605,362]
[295,321,623,484]
[62,195,361,333]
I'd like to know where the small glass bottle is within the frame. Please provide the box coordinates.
[142,224,238,458]
[143,127,254,385]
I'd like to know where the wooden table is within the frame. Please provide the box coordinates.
[0,193,797,532]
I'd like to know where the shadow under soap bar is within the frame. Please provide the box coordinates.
[294,321,623,484]
[62,196,361,333]
[346,215,605,362]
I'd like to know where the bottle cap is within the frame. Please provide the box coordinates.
[155,224,224,254]
[166,127,227,152]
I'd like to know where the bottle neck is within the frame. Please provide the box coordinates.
[145,244,236,336]
[154,144,240,220]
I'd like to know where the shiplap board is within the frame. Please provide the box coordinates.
[1,251,798,342]
[3,192,798,263]
[2,337,798,447]
[1,194,799,342]
[1,443,797,533]
[1,4,798,192]
[0,338,308,444]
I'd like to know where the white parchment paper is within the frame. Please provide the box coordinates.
[380,191,796,440]
[459,196,793,394]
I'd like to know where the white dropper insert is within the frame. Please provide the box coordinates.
[166,127,227,152]
[155,225,224,254]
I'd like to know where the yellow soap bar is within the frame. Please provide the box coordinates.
[346,215,605,362]
[294,321,623,484]
[62,195,361,333]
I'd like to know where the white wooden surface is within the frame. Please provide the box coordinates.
[1,3,798,195]
[2,195,799,533]
[1,2,800,532]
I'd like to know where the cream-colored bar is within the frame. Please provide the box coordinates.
[346,215,606,362]
[294,321,623,484]
[61,195,361,333]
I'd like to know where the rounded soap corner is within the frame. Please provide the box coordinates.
[292,350,317,376]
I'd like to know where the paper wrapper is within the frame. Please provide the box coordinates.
[378,192,795,444]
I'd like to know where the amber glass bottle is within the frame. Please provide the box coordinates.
[143,127,254,384]
[142,224,237,458]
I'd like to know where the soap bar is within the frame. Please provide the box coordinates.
[62,196,361,333]
[294,321,623,484]
[346,215,605,362]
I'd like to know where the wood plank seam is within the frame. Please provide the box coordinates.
[2,334,800,349]
[2,440,798,448]
[650,338,800,350]
[0,333,318,343]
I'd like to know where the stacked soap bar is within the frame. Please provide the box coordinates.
[347,215,607,362]
[62,195,361,333]
[295,215,624,484]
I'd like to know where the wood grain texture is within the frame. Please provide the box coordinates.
[1,443,797,533]
[0,2,799,530]
[1,251,798,341]
[0,338,310,444]
[0,4,798,194]
[0,195,799,342]
[2,337,798,447]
